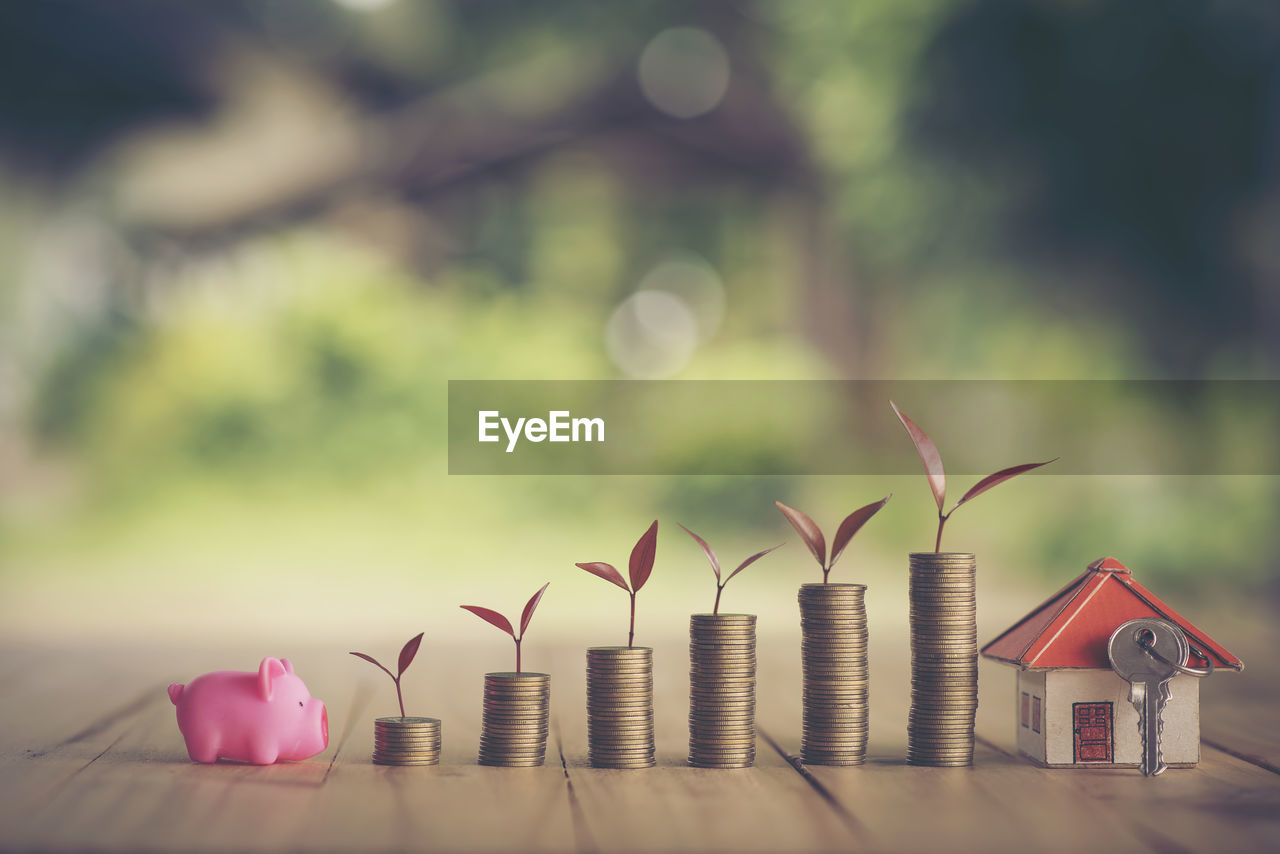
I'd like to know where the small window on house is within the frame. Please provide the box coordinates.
[1021,692,1030,728]
[1032,696,1042,734]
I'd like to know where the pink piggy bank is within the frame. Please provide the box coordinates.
[168,657,328,764]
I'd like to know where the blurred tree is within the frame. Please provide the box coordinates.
[0,1,221,172]
[909,0,1280,376]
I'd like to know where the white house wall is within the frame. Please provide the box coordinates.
[1014,670,1047,764]
[1044,670,1199,767]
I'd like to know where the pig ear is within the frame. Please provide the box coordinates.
[258,658,287,701]
[281,658,294,674]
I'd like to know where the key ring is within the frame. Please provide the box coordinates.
[1135,628,1214,677]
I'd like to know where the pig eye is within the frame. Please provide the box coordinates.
[298,701,304,708]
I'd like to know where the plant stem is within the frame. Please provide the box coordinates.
[628,591,636,648]
[713,584,723,615]
[394,676,406,719]
[822,564,830,584]
[515,637,522,674]
[935,511,949,553]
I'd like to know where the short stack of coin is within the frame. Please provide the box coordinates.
[907,552,978,767]
[688,614,756,768]
[586,646,655,769]
[373,716,442,766]
[478,672,550,767]
[799,583,870,766]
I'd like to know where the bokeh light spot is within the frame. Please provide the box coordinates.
[330,0,398,12]
[636,252,725,342]
[637,27,730,119]
[605,290,699,378]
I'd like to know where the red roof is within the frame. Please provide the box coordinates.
[981,557,1243,671]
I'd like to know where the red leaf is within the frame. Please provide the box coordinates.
[953,459,1057,511]
[678,524,720,581]
[397,632,424,676]
[349,651,394,681]
[890,401,946,513]
[724,544,783,585]
[576,561,630,592]
[775,501,826,569]
[520,582,550,637]
[460,605,515,637]
[629,520,659,593]
[829,495,892,571]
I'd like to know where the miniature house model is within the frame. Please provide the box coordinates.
[981,557,1242,769]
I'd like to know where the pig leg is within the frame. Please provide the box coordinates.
[248,737,279,766]
[186,737,220,764]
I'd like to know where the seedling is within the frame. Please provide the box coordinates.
[775,496,891,583]
[890,400,1056,552]
[679,525,781,614]
[460,582,551,673]
[350,632,424,719]
[576,520,658,648]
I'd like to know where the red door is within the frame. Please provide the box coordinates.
[1073,702,1113,762]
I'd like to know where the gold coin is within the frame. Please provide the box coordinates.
[589,729,656,738]
[479,750,549,760]
[483,733,549,742]
[375,716,440,726]
[483,698,551,706]
[587,648,653,658]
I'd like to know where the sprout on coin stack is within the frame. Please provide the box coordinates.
[575,520,659,769]
[775,497,891,766]
[461,583,553,767]
[680,526,780,769]
[890,400,1055,766]
[350,633,442,766]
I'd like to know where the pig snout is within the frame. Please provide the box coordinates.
[293,699,327,759]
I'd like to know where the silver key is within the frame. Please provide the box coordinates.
[1108,618,1188,776]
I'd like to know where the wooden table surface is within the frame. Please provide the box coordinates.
[2,634,1277,854]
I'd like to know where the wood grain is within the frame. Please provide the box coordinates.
[0,636,1276,853]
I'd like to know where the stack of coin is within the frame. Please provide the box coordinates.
[907,552,978,767]
[799,583,869,766]
[478,672,550,767]
[373,716,442,766]
[689,614,756,768]
[586,646,654,769]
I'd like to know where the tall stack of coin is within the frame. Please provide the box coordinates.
[799,583,870,766]
[907,552,978,767]
[478,672,550,767]
[688,614,756,768]
[586,646,655,769]
[373,716,442,766]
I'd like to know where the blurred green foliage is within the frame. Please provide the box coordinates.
[1,0,1277,631]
